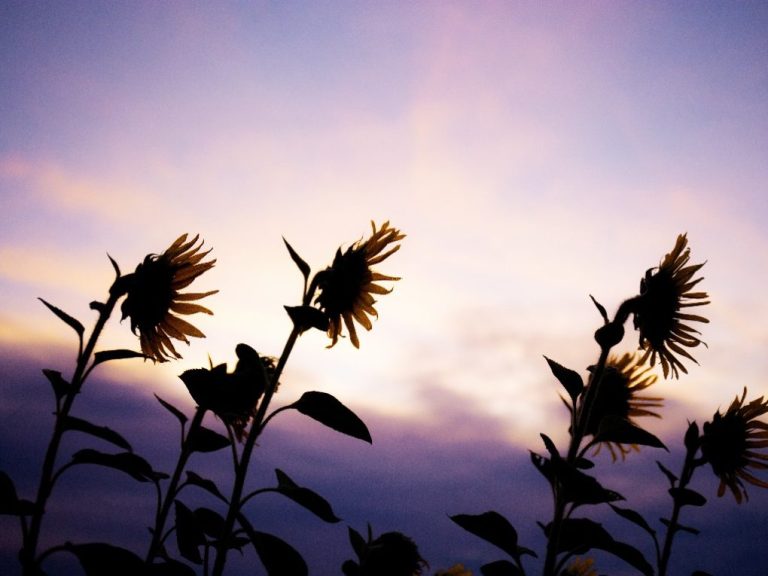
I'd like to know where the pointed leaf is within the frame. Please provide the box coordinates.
[660,518,700,536]
[284,305,329,333]
[657,461,678,486]
[185,471,226,502]
[481,560,522,576]
[450,511,523,559]
[194,507,226,539]
[38,298,84,337]
[71,449,166,482]
[610,505,656,538]
[0,471,35,516]
[544,356,584,402]
[283,237,311,281]
[348,526,367,561]
[93,349,147,366]
[243,524,308,576]
[669,487,707,507]
[590,294,609,323]
[65,543,144,575]
[274,469,340,523]
[62,416,132,451]
[552,518,653,576]
[292,391,371,443]
[156,395,189,426]
[188,426,230,453]
[175,501,204,564]
[595,417,667,450]
[42,369,69,401]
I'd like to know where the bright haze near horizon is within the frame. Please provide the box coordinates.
[1,2,768,575]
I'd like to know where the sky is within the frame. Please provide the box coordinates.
[1,1,768,574]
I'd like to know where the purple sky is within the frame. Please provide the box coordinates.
[2,1,768,574]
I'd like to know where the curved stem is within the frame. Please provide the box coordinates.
[145,406,207,564]
[21,290,121,575]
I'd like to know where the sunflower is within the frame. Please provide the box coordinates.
[343,531,427,576]
[561,557,597,576]
[700,388,768,504]
[121,234,217,362]
[315,221,404,348]
[631,233,709,378]
[586,352,663,460]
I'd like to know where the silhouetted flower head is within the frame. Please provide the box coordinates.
[120,234,216,362]
[586,353,663,460]
[631,233,709,378]
[315,221,404,348]
[180,344,275,441]
[561,557,597,576]
[700,388,768,504]
[343,531,427,576]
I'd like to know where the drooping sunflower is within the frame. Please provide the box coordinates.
[585,352,663,460]
[120,234,217,362]
[631,233,709,378]
[315,221,404,348]
[700,388,768,504]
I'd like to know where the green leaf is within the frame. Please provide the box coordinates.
[481,560,522,576]
[450,511,532,559]
[71,449,166,482]
[292,391,371,443]
[42,369,69,401]
[188,426,230,453]
[544,356,583,402]
[274,469,340,523]
[283,237,311,281]
[155,394,189,426]
[595,417,667,450]
[65,542,144,575]
[669,487,707,507]
[185,471,226,502]
[38,298,84,337]
[610,505,656,538]
[92,349,147,366]
[240,518,308,576]
[62,416,132,451]
[284,305,329,333]
[175,501,204,564]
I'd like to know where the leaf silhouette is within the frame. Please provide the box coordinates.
[185,471,226,502]
[39,298,84,337]
[240,515,308,576]
[92,349,147,366]
[175,501,204,564]
[283,237,311,281]
[42,369,69,401]
[188,426,230,453]
[156,394,189,426]
[62,416,132,451]
[65,542,144,576]
[71,449,166,482]
[450,511,535,559]
[291,391,372,443]
[544,356,583,402]
[274,468,340,523]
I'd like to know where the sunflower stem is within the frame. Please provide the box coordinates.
[211,321,304,576]
[145,405,207,564]
[21,288,121,575]
[658,440,699,576]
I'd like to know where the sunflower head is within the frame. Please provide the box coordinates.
[343,531,427,576]
[560,557,598,576]
[631,234,709,378]
[180,344,275,441]
[700,388,768,504]
[315,221,404,348]
[586,352,663,460]
[120,234,217,362]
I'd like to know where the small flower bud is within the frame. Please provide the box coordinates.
[594,321,624,349]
